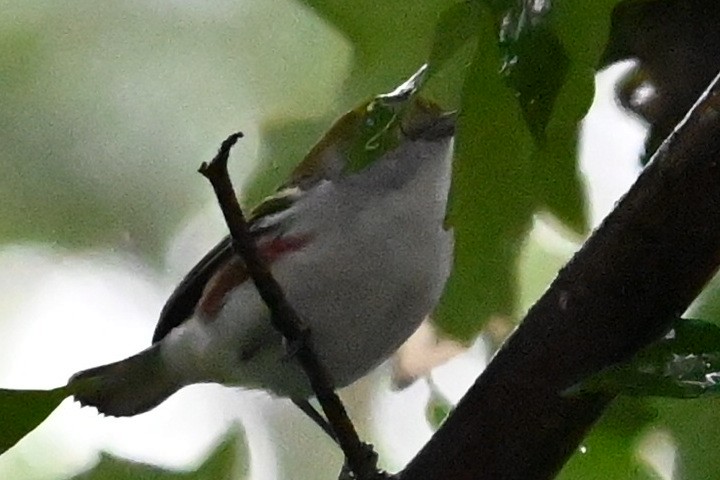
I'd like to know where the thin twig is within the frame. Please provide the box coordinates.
[198,132,384,480]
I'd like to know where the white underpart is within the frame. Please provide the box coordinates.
[163,137,454,398]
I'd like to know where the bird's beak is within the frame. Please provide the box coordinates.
[401,106,457,141]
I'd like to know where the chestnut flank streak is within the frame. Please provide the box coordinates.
[197,234,312,319]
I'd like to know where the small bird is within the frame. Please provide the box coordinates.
[69,66,455,422]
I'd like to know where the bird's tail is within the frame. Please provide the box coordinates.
[68,343,182,417]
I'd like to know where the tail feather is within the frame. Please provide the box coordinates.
[68,344,181,417]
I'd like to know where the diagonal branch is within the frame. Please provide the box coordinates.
[199,133,383,480]
[400,72,720,479]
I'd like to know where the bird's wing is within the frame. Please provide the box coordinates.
[151,107,347,345]
[151,191,298,344]
[152,236,234,343]
[152,65,443,344]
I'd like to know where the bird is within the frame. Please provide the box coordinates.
[68,66,455,430]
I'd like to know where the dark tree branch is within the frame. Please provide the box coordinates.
[400,72,720,480]
[199,133,383,480]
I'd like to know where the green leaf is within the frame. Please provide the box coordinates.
[498,10,569,142]
[559,397,657,480]
[568,318,720,398]
[71,427,247,480]
[475,0,622,234]
[424,379,454,429]
[534,0,621,232]
[300,0,458,102]
[686,272,720,326]
[653,398,720,480]
[488,2,583,231]
[434,6,534,341]
[492,0,602,233]
[427,2,479,78]
[422,2,480,109]
[0,386,69,454]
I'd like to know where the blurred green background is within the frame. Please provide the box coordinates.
[0,0,351,257]
[2,0,720,479]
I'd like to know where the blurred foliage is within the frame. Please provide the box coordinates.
[559,397,658,479]
[424,379,453,430]
[0,0,349,259]
[70,429,246,480]
[3,0,720,479]
[653,398,720,480]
